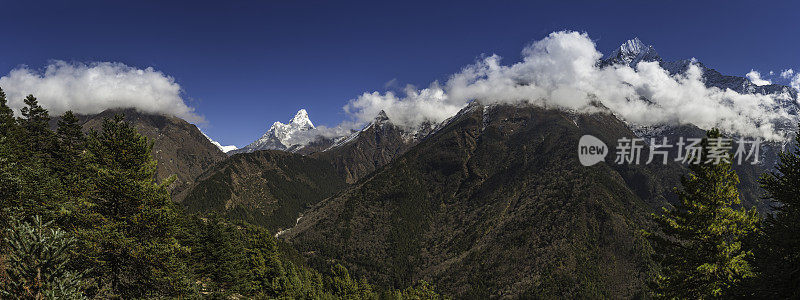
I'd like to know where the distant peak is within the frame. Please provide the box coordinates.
[374,110,390,123]
[266,109,315,132]
[236,109,319,154]
[467,100,483,108]
[618,37,646,55]
[604,37,661,67]
[291,109,313,127]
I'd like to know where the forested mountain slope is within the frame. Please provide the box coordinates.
[179,111,424,230]
[178,150,348,231]
[51,108,227,195]
[282,103,690,298]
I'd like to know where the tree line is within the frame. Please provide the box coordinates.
[0,88,443,299]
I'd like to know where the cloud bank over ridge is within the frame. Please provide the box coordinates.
[343,31,797,140]
[1,33,796,143]
[0,61,202,123]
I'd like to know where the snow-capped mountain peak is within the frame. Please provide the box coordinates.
[618,37,645,56]
[265,109,315,144]
[604,37,661,67]
[373,110,390,125]
[290,109,314,129]
[230,109,318,155]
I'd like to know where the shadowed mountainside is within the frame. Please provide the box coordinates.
[178,150,348,231]
[51,108,227,195]
[177,111,426,230]
[281,103,690,298]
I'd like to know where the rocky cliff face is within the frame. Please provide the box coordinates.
[311,111,428,183]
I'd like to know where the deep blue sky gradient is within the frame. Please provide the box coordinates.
[1,0,797,146]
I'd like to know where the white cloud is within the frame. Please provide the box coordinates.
[0,60,202,122]
[282,124,359,147]
[342,31,795,140]
[344,84,459,129]
[746,70,771,86]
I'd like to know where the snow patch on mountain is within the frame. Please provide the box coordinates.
[201,131,238,153]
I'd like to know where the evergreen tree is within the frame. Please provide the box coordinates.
[0,124,63,228]
[0,128,18,232]
[17,95,54,157]
[53,111,88,201]
[750,127,800,298]
[74,115,191,298]
[390,280,443,300]
[325,262,377,299]
[55,111,85,161]
[647,129,760,298]
[0,92,63,241]
[193,216,246,295]
[0,87,15,137]
[0,216,87,299]
[241,223,286,296]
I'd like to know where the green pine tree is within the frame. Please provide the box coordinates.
[194,216,246,295]
[0,120,63,228]
[73,115,191,298]
[17,95,54,157]
[55,111,85,163]
[0,87,15,137]
[326,263,363,297]
[0,92,62,242]
[0,123,18,233]
[0,216,87,300]
[241,223,286,297]
[53,111,88,202]
[750,127,800,298]
[647,129,760,299]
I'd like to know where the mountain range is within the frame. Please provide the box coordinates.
[282,102,668,297]
[606,37,797,102]
[63,38,800,297]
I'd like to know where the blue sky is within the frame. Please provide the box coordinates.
[0,0,798,146]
